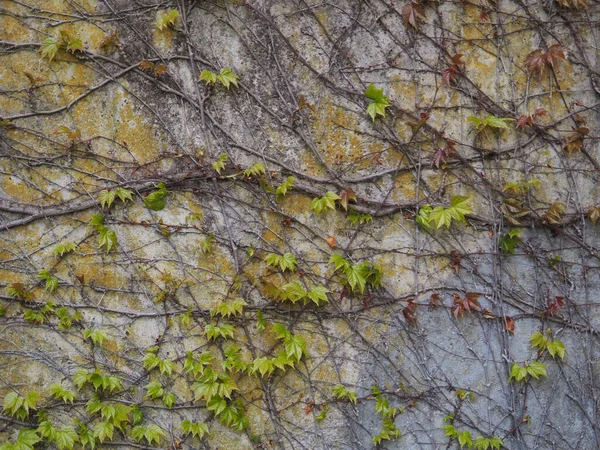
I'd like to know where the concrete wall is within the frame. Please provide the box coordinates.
[1,0,599,448]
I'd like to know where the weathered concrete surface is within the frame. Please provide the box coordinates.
[1,0,599,449]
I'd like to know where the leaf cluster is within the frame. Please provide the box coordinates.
[200,68,239,89]
[329,254,383,294]
[417,196,473,229]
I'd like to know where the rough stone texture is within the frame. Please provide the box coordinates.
[0,0,599,449]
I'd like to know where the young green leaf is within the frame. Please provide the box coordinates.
[40,37,60,61]
[217,68,239,89]
[364,83,390,121]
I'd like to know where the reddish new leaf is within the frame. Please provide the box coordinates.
[515,115,533,131]
[402,3,426,29]
[402,299,418,327]
[429,293,442,310]
[545,296,565,316]
[449,250,462,274]
[504,316,515,335]
[338,188,357,211]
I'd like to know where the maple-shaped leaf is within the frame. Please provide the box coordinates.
[402,299,417,327]
[545,296,565,316]
[515,115,533,130]
[40,37,60,61]
[338,188,356,211]
[364,83,390,121]
[546,44,568,66]
[402,2,426,29]
[542,200,566,225]
[154,64,168,78]
[139,59,155,70]
[526,44,568,77]
[429,293,442,310]
[587,206,600,225]
[442,65,460,85]
[431,140,458,168]
[216,68,239,89]
[98,31,120,50]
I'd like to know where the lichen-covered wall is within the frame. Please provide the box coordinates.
[1,0,599,449]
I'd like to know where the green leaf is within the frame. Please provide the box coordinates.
[93,421,114,443]
[144,182,168,211]
[200,70,218,85]
[73,370,90,390]
[89,213,105,229]
[83,329,108,346]
[206,396,227,416]
[276,176,295,197]
[284,334,306,362]
[529,331,547,351]
[499,229,521,254]
[329,253,350,272]
[98,190,117,209]
[315,404,329,421]
[527,361,547,380]
[40,37,60,61]
[307,286,329,306]
[145,381,165,400]
[249,356,275,377]
[547,339,566,360]
[38,269,59,293]
[449,195,473,221]
[53,242,78,257]
[205,323,235,341]
[217,68,239,89]
[279,281,307,303]
[54,427,78,450]
[131,425,165,445]
[311,191,341,214]
[332,384,358,404]
[162,392,176,408]
[211,153,228,174]
[2,392,23,417]
[78,424,96,450]
[429,205,452,229]
[509,363,528,382]
[181,420,209,439]
[344,264,367,294]
[97,227,117,253]
[458,430,473,448]
[364,84,390,121]
[156,9,180,30]
[49,384,76,403]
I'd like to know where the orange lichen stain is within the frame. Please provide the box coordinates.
[77,262,127,290]
[0,15,36,42]
[0,174,47,203]
[393,172,417,202]
[311,103,382,175]
[70,86,164,163]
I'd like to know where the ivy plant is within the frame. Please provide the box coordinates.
[364,83,390,121]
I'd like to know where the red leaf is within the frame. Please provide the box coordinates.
[525,49,545,75]
[402,298,417,327]
[429,293,442,310]
[515,115,533,131]
[504,316,515,334]
[545,44,568,67]
[402,3,426,29]
[449,250,462,274]
[451,53,465,66]
[326,235,336,248]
